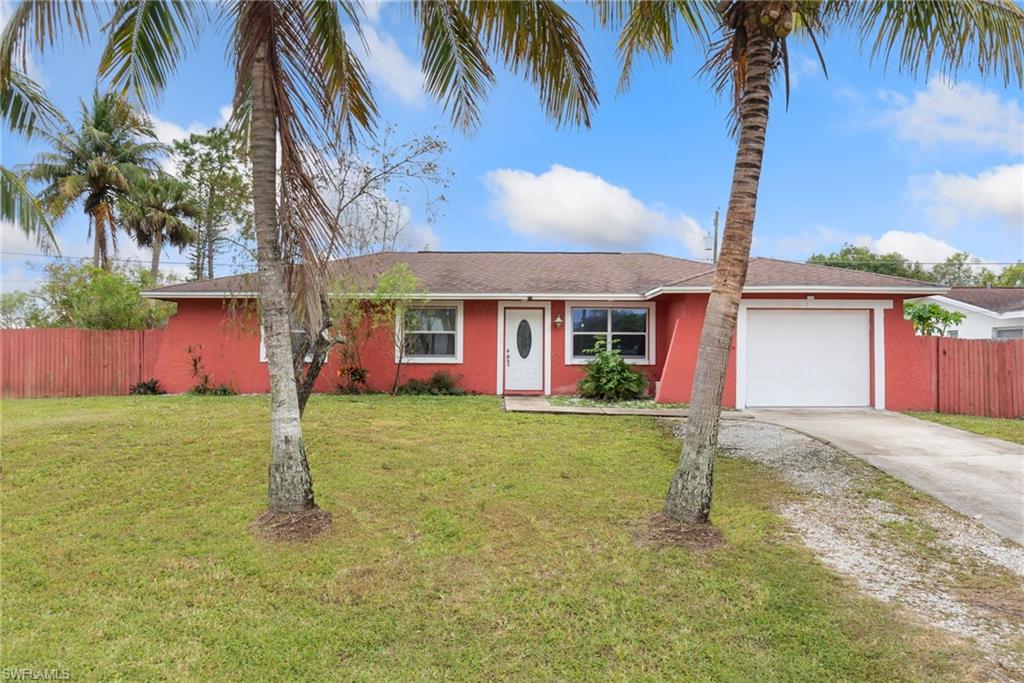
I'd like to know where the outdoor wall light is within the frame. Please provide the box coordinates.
[554,315,564,327]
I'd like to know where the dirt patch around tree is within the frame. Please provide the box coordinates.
[251,507,333,542]
[631,512,726,551]
[671,419,1024,681]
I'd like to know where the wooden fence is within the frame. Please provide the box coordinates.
[936,338,1024,419]
[0,328,165,398]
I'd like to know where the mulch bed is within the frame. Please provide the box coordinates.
[631,513,725,550]
[251,507,333,542]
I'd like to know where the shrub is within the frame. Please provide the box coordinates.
[129,378,166,395]
[186,345,237,396]
[397,371,467,396]
[577,338,648,401]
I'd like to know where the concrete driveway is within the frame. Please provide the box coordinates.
[748,409,1024,544]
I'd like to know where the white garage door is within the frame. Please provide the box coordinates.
[746,309,870,407]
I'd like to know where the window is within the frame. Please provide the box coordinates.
[259,326,315,363]
[398,303,463,363]
[993,327,1023,340]
[567,304,652,364]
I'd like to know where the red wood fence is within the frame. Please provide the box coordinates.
[0,328,165,398]
[936,338,1024,419]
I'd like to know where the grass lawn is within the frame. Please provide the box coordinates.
[906,411,1024,445]
[2,395,978,680]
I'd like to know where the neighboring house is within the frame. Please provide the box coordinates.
[144,252,946,409]
[913,288,1024,340]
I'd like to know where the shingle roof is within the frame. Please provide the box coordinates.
[145,251,947,299]
[147,251,711,297]
[942,287,1024,314]
[659,257,945,290]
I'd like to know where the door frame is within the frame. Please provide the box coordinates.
[736,298,892,410]
[496,301,551,395]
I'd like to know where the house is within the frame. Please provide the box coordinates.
[143,251,947,409]
[913,288,1024,340]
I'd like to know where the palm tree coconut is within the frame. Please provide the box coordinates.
[1,0,599,528]
[119,172,200,280]
[20,90,165,269]
[598,0,1024,524]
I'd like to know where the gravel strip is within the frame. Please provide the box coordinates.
[674,419,1024,680]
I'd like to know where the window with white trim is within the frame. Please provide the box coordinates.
[569,305,651,362]
[259,326,315,363]
[397,303,463,363]
[993,327,1023,340]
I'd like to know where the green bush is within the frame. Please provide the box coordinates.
[577,338,648,401]
[397,371,467,396]
[129,378,166,395]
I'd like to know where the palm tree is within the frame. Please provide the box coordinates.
[20,90,165,269]
[1,0,598,520]
[598,0,1024,524]
[119,172,199,280]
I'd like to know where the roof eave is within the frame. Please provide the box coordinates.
[648,285,950,297]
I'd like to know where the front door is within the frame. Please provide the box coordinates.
[504,308,544,392]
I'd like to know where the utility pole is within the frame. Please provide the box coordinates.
[712,208,720,264]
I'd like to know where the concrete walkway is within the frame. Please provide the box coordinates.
[750,409,1024,544]
[503,395,751,419]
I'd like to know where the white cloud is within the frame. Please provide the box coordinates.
[878,79,1023,154]
[853,230,961,264]
[351,26,424,106]
[911,164,1024,230]
[150,115,207,147]
[400,223,440,251]
[484,164,705,255]
[362,1,383,23]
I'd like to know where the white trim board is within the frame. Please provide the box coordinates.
[496,301,551,395]
[735,298,891,410]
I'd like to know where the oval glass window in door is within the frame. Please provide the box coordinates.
[516,319,532,358]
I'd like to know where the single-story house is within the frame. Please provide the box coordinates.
[144,251,948,409]
[913,287,1024,340]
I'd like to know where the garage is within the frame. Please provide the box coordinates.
[745,309,871,407]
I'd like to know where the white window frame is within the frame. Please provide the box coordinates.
[564,301,656,365]
[992,326,1024,340]
[394,301,464,364]
[259,326,315,364]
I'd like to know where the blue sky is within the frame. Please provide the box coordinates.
[2,2,1022,289]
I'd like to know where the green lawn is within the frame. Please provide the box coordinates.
[906,411,1024,445]
[2,395,976,680]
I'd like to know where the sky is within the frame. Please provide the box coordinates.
[2,1,1023,292]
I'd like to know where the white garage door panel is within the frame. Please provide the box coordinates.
[746,309,870,407]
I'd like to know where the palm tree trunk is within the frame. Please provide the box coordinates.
[90,216,100,268]
[150,229,162,281]
[251,37,315,514]
[663,21,773,523]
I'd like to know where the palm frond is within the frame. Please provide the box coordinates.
[829,0,1024,87]
[595,0,713,93]
[0,165,58,252]
[0,0,92,81]
[414,0,495,133]
[470,0,599,128]
[98,0,205,105]
[306,0,378,141]
[0,67,69,139]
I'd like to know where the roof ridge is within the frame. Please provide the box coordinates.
[759,255,940,286]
